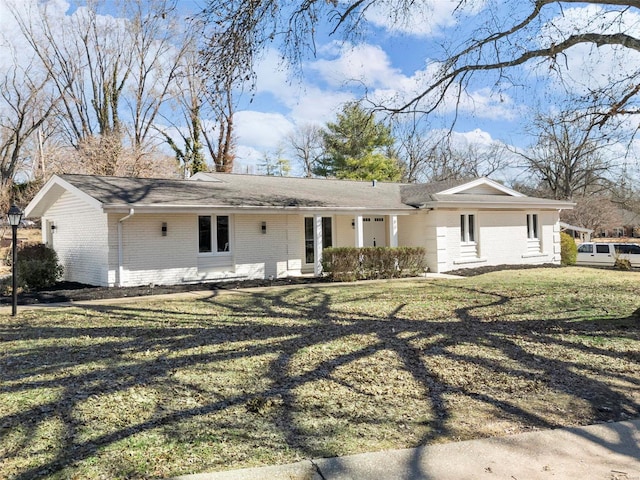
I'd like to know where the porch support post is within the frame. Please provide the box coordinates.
[354,215,364,247]
[389,215,398,247]
[314,214,323,276]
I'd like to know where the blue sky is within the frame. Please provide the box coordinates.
[226,2,523,165]
[2,0,640,179]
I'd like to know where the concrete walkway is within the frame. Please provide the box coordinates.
[173,420,640,480]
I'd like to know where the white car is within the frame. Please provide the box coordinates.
[576,242,640,268]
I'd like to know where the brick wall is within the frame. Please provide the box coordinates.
[44,191,109,285]
[108,213,199,286]
[438,209,559,272]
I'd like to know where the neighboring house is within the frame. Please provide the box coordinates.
[25,173,574,287]
[560,222,593,242]
[595,209,640,239]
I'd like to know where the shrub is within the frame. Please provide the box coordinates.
[360,247,393,279]
[395,247,428,276]
[322,246,426,281]
[15,243,63,291]
[560,232,577,265]
[614,257,632,271]
[321,247,359,282]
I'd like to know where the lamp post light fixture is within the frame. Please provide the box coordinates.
[7,205,23,316]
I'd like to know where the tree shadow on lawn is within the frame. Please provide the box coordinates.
[1,283,638,479]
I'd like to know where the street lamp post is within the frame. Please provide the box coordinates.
[7,205,23,316]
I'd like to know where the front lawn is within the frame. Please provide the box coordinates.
[1,267,638,479]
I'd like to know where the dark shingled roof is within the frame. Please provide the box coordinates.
[53,173,573,212]
[400,178,474,206]
[59,173,415,210]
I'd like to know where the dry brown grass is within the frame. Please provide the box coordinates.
[0,267,638,479]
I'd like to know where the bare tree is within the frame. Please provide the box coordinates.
[0,55,57,192]
[561,196,623,233]
[431,141,509,182]
[123,0,188,155]
[159,37,236,176]
[260,147,291,176]
[286,124,323,177]
[11,1,131,145]
[391,1,640,126]
[198,1,640,128]
[10,0,187,176]
[157,100,207,178]
[201,86,237,173]
[512,110,619,200]
[391,120,436,183]
[199,3,260,174]
[392,119,511,183]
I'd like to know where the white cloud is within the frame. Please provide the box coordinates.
[288,87,355,125]
[364,0,485,37]
[451,128,497,147]
[459,87,520,121]
[253,48,297,104]
[365,60,520,121]
[306,41,522,120]
[312,42,404,88]
[251,48,356,124]
[234,111,295,151]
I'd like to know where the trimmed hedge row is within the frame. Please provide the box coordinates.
[321,246,427,282]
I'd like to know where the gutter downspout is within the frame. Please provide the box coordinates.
[117,208,135,287]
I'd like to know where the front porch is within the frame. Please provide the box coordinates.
[303,214,402,275]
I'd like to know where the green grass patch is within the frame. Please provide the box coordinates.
[0,267,638,479]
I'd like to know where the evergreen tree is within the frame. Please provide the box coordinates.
[315,102,401,181]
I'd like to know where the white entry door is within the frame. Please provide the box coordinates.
[363,217,386,247]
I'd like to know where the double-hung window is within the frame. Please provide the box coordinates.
[199,215,230,253]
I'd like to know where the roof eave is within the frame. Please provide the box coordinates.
[101,204,417,215]
[419,200,575,210]
[25,175,104,218]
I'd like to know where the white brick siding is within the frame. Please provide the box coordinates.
[38,193,563,286]
[99,213,310,287]
[434,209,558,272]
[43,191,109,286]
[234,214,286,279]
[107,213,199,287]
[335,215,354,247]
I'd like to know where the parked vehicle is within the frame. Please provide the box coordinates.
[576,242,640,267]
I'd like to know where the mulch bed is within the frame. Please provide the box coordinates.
[445,263,564,277]
[1,276,330,306]
[1,263,620,305]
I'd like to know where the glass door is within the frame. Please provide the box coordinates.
[304,217,332,266]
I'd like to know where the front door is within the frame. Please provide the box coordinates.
[304,217,332,266]
[363,216,386,247]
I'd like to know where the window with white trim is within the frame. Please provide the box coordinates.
[460,214,476,243]
[525,213,542,255]
[199,215,230,253]
[527,214,539,239]
[458,213,479,261]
